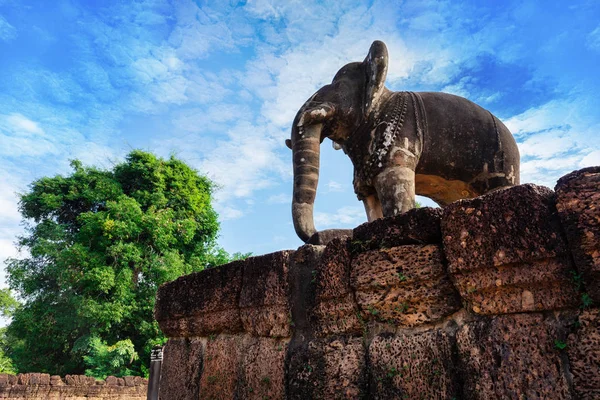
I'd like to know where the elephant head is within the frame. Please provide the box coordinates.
[287,41,390,242]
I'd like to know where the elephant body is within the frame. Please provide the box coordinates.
[346,91,518,207]
[287,41,520,243]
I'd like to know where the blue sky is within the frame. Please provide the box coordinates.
[1,0,599,283]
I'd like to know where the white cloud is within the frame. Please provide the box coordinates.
[199,122,287,202]
[326,180,345,193]
[518,128,576,159]
[0,15,16,42]
[587,25,600,51]
[504,100,576,137]
[314,206,365,228]
[504,98,600,186]
[579,150,600,167]
[0,113,58,158]
[267,193,290,204]
[0,171,25,286]
[6,114,44,135]
[216,205,244,221]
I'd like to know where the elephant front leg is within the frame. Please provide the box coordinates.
[362,194,383,222]
[374,166,416,217]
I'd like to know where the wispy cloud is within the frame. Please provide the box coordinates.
[326,181,346,193]
[0,15,16,42]
[314,206,365,228]
[505,98,600,187]
[267,193,290,204]
[587,25,600,51]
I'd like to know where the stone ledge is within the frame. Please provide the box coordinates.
[155,167,600,399]
[0,373,147,399]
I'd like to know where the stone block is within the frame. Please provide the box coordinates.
[239,337,288,400]
[158,338,204,400]
[456,313,572,399]
[123,376,135,387]
[567,308,600,399]
[352,207,442,252]
[199,335,242,400]
[442,184,579,314]
[287,336,367,399]
[239,251,294,337]
[308,228,353,246]
[351,245,460,326]
[311,239,362,336]
[105,376,117,386]
[288,244,324,336]
[155,260,244,337]
[556,166,600,303]
[369,330,459,399]
[17,374,29,385]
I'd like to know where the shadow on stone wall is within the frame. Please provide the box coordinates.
[155,166,600,400]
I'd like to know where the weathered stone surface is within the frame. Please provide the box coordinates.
[352,207,443,252]
[452,257,580,314]
[239,337,288,400]
[567,308,600,399]
[289,244,324,335]
[240,251,294,337]
[158,338,204,400]
[351,245,460,326]
[442,184,579,314]
[369,330,459,399]
[307,228,352,246]
[556,166,600,303]
[0,374,147,399]
[311,239,362,336]
[155,260,244,337]
[456,313,572,399]
[287,336,367,399]
[199,335,242,400]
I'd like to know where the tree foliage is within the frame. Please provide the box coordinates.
[5,150,240,377]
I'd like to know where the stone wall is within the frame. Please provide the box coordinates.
[0,373,147,399]
[155,166,600,400]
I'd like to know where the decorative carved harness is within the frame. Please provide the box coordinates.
[345,91,426,199]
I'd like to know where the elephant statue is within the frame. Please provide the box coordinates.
[286,40,520,243]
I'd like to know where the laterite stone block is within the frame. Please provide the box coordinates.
[456,313,572,399]
[199,335,242,400]
[239,337,289,400]
[158,338,204,400]
[369,330,459,399]
[155,261,244,337]
[352,207,443,252]
[351,245,460,326]
[556,166,600,303]
[239,251,294,337]
[442,184,579,314]
[566,308,600,399]
[311,239,362,336]
[287,337,367,399]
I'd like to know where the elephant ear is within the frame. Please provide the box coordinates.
[363,40,389,117]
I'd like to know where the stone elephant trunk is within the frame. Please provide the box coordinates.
[291,122,323,242]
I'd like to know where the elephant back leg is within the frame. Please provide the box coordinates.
[363,194,384,222]
[373,165,416,217]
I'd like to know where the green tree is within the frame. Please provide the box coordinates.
[0,289,19,374]
[5,150,238,377]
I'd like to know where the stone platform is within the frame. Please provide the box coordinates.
[155,167,600,400]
